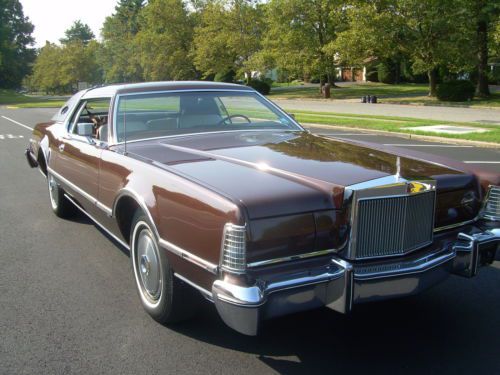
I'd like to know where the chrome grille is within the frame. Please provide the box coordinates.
[482,186,500,220]
[221,224,247,272]
[354,191,435,259]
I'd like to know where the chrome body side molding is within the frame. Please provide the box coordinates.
[174,273,212,300]
[50,171,218,275]
[47,167,113,217]
[434,219,477,233]
[160,238,218,275]
[247,248,341,268]
[63,193,130,251]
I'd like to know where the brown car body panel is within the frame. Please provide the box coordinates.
[28,83,498,294]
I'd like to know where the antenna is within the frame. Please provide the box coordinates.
[123,97,127,155]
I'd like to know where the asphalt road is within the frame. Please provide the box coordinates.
[1,107,499,375]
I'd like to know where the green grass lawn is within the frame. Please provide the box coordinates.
[269,82,500,108]
[292,110,500,143]
[269,82,429,99]
[382,92,500,108]
[0,89,66,108]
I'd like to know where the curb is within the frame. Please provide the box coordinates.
[270,96,500,112]
[302,123,500,149]
[380,100,500,111]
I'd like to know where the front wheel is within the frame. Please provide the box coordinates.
[47,172,75,218]
[130,210,198,324]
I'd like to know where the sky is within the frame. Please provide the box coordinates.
[20,0,118,47]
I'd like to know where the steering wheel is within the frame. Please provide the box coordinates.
[218,114,251,126]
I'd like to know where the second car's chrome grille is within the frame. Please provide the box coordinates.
[354,191,435,259]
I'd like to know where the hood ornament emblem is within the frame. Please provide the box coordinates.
[395,156,401,181]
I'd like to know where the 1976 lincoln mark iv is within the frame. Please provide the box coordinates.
[26,82,499,335]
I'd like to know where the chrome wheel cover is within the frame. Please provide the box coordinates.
[134,226,162,303]
[48,174,58,210]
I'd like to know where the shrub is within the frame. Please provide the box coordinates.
[246,79,271,95]
[214,69,236,83]
[365,68,378,82]
[377,62,396,84]
[436,80,475,102]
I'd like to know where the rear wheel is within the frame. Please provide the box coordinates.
[130,210,198,324]
[47,172,75,218]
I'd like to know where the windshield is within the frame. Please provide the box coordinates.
[114,91,301,142]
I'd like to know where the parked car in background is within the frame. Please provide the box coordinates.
[26,82,499,335]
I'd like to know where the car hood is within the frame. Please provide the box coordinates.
[123,131,467,218]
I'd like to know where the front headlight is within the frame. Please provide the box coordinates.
[220,223,247,273]
[480,185,500,221]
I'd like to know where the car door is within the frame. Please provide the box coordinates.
[52,97,111,215]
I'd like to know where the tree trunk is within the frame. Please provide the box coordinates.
[394,61,400,84]
[427,69,437,97]
[476,12,490,97]
[327,68,338,88]
[319,75,324,93]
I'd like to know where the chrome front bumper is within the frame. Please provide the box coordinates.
[25,148,38,168]
[212,225,499,336]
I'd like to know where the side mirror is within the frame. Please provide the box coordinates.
[76,122,94,137]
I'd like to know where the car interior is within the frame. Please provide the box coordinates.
[115,92,293,142]
[69,93,295,143]
[71,98,111,142]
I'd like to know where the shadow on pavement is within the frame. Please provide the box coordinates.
[171,266,500,374]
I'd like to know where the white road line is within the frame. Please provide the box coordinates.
[383,143,474,148]
[0,134,24,140]
[1,115,33,131]
[462,161,500,164]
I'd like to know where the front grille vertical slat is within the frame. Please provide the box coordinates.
[355,191,435,259]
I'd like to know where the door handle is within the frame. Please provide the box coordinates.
[58,144,65,152]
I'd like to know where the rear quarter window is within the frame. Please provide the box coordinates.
[51,91,86,122]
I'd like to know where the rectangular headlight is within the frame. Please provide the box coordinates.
[221,223,247,273]
[481,185,500,221]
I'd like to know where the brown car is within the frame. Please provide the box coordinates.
[25,81,499,335]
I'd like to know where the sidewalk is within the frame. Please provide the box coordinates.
[273,99,500,125]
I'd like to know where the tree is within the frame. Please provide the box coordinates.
[261,0,347,88]
[60,20,95,45]
[330,3,400,71]
[192,0,266,82]
[59,40,101,88]
[0,0,35,88]
[99,0,145,82]
[30,40,101,93]
[333,1,470,96]
[30,42,64,93]
[135,0,196,80]
[468,0,500,97]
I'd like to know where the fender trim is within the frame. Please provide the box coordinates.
[113,188,219,275]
